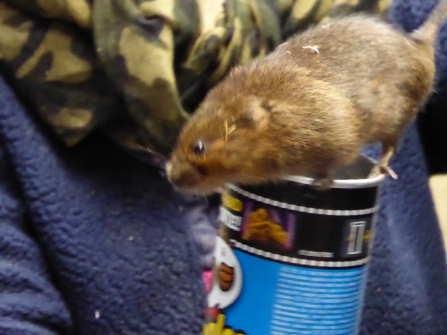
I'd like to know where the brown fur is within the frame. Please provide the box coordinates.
[166,0,447,195]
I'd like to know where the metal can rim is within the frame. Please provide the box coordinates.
[283,155,386,189]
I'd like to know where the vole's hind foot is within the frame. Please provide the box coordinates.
[368,164,398,179]
[369,143,397,179]
[380,165,398,180]
[311,176,334,191]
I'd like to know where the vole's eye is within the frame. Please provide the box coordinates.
[193,141,206,155]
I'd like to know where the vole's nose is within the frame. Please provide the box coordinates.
[166,160,199,189]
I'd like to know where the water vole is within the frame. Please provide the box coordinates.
[166,0,447,195]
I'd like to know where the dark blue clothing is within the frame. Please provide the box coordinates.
[0,0,446,334]
[0,76,219,334]
[390,0,447,175]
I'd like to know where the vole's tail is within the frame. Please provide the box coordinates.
[411,0,447,44]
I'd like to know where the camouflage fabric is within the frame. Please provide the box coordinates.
[0,0,391,166]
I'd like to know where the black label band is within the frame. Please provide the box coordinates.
[219,185,379,269]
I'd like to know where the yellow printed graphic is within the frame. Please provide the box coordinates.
[242,208,289,246]
[203,313,246,335]
[222,192,243,212]
[363,230,372,242]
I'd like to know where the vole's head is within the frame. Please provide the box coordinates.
[166,93,280,195]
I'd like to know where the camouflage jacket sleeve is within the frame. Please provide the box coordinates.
[0,0,391,165]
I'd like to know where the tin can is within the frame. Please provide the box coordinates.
[203,155,385,335]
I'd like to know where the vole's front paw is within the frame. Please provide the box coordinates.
[311,176,334,191]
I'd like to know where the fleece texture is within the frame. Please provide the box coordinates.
[390,0,447,174]
[0,0,446,334]
[0,75,219,334]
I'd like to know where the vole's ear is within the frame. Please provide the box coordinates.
[239,97,270,129]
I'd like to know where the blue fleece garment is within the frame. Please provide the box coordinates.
[390,0,447,175]
[0,0,446,334]
[360,130,447,334]
[0,76,219,334]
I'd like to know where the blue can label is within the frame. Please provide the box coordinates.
[204,183,379,335]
